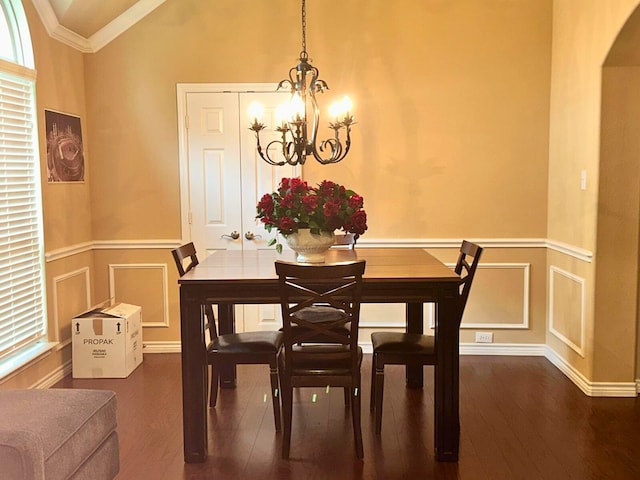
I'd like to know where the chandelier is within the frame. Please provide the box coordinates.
[249,0,355,166]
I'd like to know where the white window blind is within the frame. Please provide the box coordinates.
[0,70,47,361]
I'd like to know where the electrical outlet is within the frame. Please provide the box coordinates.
[475,332,493,343]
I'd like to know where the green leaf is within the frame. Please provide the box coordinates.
[276,243,283,254]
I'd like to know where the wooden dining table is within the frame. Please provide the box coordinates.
[178,247,462,463]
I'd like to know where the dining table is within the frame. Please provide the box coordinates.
[178,247,462,463]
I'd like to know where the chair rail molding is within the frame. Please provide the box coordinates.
[44,237,593,262]
[45,240,183,262]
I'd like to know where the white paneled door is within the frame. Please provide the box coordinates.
[177,84,297,332]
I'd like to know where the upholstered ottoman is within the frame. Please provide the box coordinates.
[0,389,119,479]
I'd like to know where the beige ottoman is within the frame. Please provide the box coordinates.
[0,389,119,479]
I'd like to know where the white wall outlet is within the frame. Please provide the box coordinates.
[475,332,493,343]
[580,169,587,191]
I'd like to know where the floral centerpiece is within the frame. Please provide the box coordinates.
[256,177,367,259]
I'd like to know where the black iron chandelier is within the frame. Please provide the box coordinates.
[249,0,355,166]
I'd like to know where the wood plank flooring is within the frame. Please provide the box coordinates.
[54,354,640,479]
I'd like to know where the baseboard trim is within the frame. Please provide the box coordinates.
[33,360,72,389]
[460,343,546,356]
[127,342,637,398]
[545,346,637,397]
[139,342,546,359]
[142,341,182,354]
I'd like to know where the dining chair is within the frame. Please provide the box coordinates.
[286,232,359,332]
[275,259,367,459]
[171,242,215,344]
[172,243,283,431]
[333,232,359,249]
[369,240,483,434]
[293,232,358,405]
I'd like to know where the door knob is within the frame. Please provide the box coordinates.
[221,231,240,240]
[244,231,262,240]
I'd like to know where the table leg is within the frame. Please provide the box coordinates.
[406,302,424,388]
[434,296,461,462]
[217,303,237,388]
[180,287,208,463]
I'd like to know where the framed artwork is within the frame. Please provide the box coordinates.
[45,109,85,182]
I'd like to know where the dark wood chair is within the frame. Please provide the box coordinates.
[333,232,359,249]
[172,243,282,431]
[275,259,366,459]
[171,242,216,344]
[295,231,358,405]
[369,240,483,434]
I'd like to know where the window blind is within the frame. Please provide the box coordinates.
[0,70,47,360]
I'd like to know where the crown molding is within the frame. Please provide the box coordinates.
[30,0,167,53]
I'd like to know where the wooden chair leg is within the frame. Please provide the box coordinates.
[281,379,293,459]
[351,382,364,459]
[209,364,219,408]
[269,362,281,432]
[374,360,385,434]
[369,353,377,413]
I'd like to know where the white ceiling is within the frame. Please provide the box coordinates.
[31,0,166,53]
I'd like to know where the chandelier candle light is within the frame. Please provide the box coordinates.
[249,0,355,166]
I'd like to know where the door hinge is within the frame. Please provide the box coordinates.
[188,211,193,225]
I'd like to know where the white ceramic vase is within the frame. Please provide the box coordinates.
[285,228,335,263]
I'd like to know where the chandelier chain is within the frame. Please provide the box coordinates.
[301,0,307,57]
[249,0,354,166]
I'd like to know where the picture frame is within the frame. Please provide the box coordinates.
[45,109,85,183]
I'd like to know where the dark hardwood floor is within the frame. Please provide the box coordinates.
[54,354,640,479]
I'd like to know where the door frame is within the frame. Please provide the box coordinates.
[176,83,281,244]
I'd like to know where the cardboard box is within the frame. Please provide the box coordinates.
[72,303,143,378]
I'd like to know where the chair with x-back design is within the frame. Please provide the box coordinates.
[275,259,366,459]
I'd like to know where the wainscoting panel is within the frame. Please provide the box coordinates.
[51,267,91,347]
[426,263,530,330]
[108,263,170,328]
[461,263,530,329]
[549,265,585,357]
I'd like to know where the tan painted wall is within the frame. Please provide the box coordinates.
[1,0,92,389]
[11,0,640,391]
[81,0,553,349]
[594,67,640,381]
[548,0,639,249]
[85,0,552,241]
[548,0,640,383]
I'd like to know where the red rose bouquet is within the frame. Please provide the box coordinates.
[256,177,368,252]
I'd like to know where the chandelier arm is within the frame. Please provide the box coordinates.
[283,138,299,166]
[278,79,293,92]
[251,0,354,167]
[314,138,341,165]
[261,139,287,166]
[312,125,352,165]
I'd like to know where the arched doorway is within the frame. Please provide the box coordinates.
[596,4,640,384]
